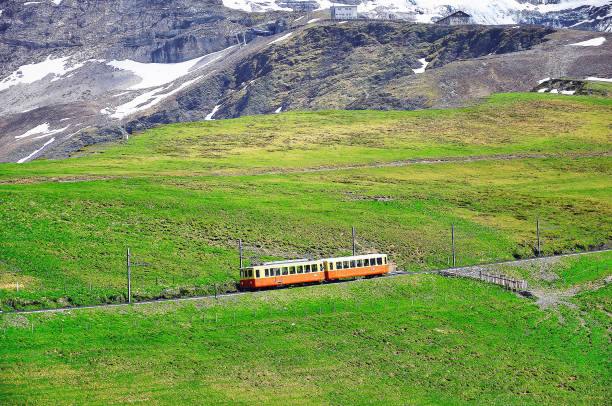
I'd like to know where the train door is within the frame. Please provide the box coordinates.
[273,267,283,285]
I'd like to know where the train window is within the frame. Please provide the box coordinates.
[289,266,296,274]
[297,266,303,273]
[350,260,356,268]
[282,267,288,275]
[343,261,349,269]
[329,262,334,270]
[357,259,363,267]
[384,257,387,264]
[377,257,382,265]
[304,265,310,273]
[336,262,341,269]
[364,258,369,266]
[264,269,269,277]
[275,268,281,276]
[256,269,260,278]
[248,269,253,278]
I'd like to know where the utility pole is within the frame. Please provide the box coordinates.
[127,247,131,304]
[239,239,243,268]
[536,215,540,257]
[352,226,356,256]
[126,248,149,304]
[451,222,456,267]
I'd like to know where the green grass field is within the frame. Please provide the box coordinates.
[0,91,610,403]
[0,92,610,310]
[1,93,610,181]
[1,270,610,404]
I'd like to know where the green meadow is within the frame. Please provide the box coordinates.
[0,91,610,404]
[0,92,610,310]
[0,271,610,404]
[1,93,610,181]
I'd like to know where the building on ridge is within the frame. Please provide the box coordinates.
[330,4,358,20]
[435,11,472,25]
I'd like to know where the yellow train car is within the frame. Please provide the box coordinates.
[323,254,388,280]
[239,258,325,290]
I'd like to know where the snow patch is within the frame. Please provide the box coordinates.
[569,37,606,47]
[51,0,63,5]
[107,46,234,91]
[221,0,291,12]
[538,77,551,84]
[205,105,221,121]
[15,124,50,140]
[338,21,348,24]
[275,106,283,113]
[0,56,90,92]
[307,18,320,24]
[23,2,42,5]
[269,32,294,45]
[412,58,429,74]
[17,137,56,164]
[585,76,612,82]
[549,89,559,94]
[294,16,304,22]
[15,123,68,140]
[537,88,548,93]
[560,90,575,95]
[103,76,203,120]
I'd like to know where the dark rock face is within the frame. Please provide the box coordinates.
[427,26,555,68]
[43,126,127,160]
[216,23,554,117]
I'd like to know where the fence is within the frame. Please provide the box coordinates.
[439,268,528,292]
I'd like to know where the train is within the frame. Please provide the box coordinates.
[239,253,389,290]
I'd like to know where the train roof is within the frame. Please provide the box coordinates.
[241,253,387,268]
[324,253,386,262]
[243,258,322,268]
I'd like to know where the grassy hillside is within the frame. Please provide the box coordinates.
[0,93,610,310]
[1,270,610,404]
[1,93,610,181]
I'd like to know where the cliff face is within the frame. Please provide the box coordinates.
[0,0,286,70]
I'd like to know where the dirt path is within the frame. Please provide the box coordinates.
[2,152,609,185]
[238,152,611,176]
[439,249,611,309]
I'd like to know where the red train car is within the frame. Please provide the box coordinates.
[323,254,388,280]
[239,254,389,290]
[239,259,324,290]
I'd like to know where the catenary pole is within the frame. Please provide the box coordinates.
[127,247,131,304]
[451,222,456,267]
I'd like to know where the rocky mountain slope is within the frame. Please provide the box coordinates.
[0,1,611,164]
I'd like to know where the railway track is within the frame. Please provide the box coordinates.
[2,248,610,315]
